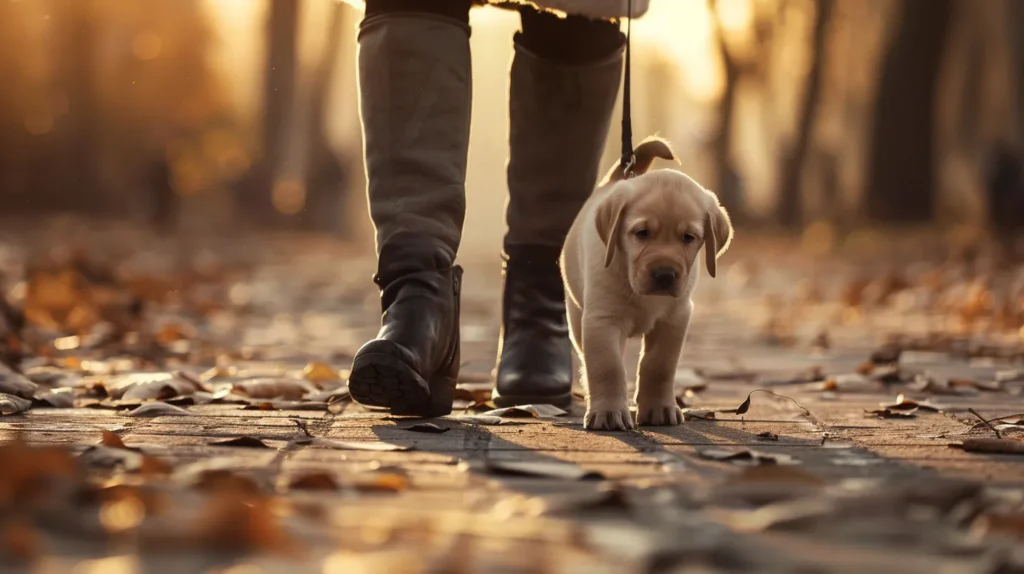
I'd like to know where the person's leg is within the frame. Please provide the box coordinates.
[348,0,473,417]
[493,8,624,408]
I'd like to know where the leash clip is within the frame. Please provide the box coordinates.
[622,153,636,179]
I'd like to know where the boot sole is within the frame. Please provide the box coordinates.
[349,353,454,417]
[491,390,573,410]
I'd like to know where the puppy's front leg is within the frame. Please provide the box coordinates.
[635,307,691,426]
[581,314,632,430]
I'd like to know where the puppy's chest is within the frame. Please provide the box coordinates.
[625,298,677,337]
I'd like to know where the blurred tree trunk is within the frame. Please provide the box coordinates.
[298,1,348,233]
[776,0,833,228]
[708,0,744,221]
[54,0,103,213]
[865,0,953,223]
[235,0,299,222]
[984,0,1024,243]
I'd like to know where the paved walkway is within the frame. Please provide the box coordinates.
[1,229,1022,573]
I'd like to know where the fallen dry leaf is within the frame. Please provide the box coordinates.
[32,389,74,408]
[698,448,799,466]
[401,423,449,434]
[288,471,338,491]
[305,386,350,403]
[352,472,410,492]
[952,438,1024,455]
[682,408,716,421]
[453,386,492,403]
[192,470,263,494]
[101,430,128,449]
[302,362,340,384]
[453,415,503,426]
[233,378,314,400]
[210,436,270,449]
[865,408,917,419]
[729,465,825,485]
[124,402,190,417]
[196,492,294,553]
[481,404,567,418]
[296,438,410,452]
[970,512,1024,540]
[0,520,40,562]
[484,460,603,480]
[0,364,38,399]
[0,393,32,416]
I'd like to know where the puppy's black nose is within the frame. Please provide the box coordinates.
[651,267,678,290]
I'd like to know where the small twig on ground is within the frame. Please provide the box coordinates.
[968,408,1001,439]
[980,412,1024,424]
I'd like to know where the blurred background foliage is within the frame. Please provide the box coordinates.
[0,0,1022,257]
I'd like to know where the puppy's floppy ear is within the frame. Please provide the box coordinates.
[596,190,629,268]
[702,194,733,278]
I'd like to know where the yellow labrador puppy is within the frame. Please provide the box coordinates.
[560,138,733,430]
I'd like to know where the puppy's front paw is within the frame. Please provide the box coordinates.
[636,400,683,426]
[584,405,635,431]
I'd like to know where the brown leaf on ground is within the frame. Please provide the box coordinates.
[32,389,75,408]
[140,455,173,476]
[306,386,350,403]
[302,362,340,384]
[970,513,1024,540]
[124,402,190,417]
[352,472,410,493]
[196,492,295,554]
[682,408,716,421]
[0,520,40,562]
[299,438,410,452]
[453,415,503,425]
[698,448,799,466]
[951,438,1024,455]
[729,465,825,485]
[453,386,492,403]
[233,378,314,400]
[484,460,604,480]
[481,404,567,418]
[193,470,263,495]
[101,430,128,449]
[120,378,195,401]
[401,423,449,434]
[288,472,338,491]
[0,393,32,415]
[865,408,917,419]
[210,436,270,449]
[0,364,38,399]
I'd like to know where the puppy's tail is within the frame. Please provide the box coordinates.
[601,136,677,184]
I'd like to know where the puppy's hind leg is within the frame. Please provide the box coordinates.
[635,309,690,426]
[581,314,632,430]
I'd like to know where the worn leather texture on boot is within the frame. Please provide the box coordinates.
[349,234,462,417]
[504,36,624,247]
[492,244,574,408]
[358,14,472,256]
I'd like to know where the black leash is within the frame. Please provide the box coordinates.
[619,0,635,178]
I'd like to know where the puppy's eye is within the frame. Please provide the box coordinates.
[634,228,650,240]
[681,233,698,244]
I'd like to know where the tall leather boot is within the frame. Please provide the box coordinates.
[348,12,472,417]
[493,15,623,408]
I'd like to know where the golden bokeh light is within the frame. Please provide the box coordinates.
[272,179,307,215]
[132,31,163,60]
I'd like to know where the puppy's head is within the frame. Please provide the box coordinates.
[597,170,733,297]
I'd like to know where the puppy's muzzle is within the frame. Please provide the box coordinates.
[648,267,679,295]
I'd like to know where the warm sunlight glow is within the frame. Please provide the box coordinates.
[633,2,722,103]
